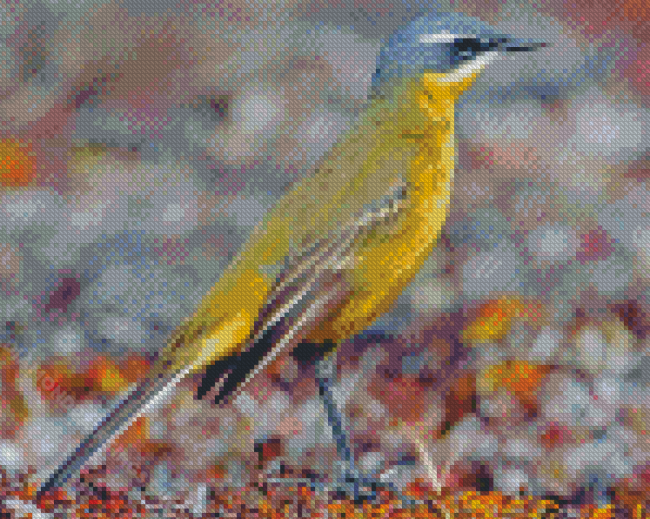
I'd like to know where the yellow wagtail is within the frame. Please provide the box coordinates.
[37,12,544,502]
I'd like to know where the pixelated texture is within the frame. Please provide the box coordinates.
[0,0,650,517]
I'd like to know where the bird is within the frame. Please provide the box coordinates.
[36,11,545,505]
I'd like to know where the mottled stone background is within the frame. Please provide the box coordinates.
[0,0,649,516]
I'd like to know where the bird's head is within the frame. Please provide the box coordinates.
[371,12,546,102]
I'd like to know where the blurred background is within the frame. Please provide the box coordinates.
[0,0,649,516]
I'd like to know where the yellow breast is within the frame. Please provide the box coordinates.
[311,76,459,341]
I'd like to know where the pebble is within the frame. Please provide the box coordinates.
[573,322,639,378]
[461,242,522,299]
[186,482,209,517]
[0,441,27,478]
[539,372,603,430]
[492,467,534,497]
[527,224,578,265]
[528,326,563,363]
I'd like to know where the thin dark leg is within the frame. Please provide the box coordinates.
[315,351,378,503]
[314,349,442,509]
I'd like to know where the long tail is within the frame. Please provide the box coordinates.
[36,183,405,500]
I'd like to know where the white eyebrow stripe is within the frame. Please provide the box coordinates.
[419,33,477,44]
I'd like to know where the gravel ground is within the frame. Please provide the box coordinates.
[0,0,649,516]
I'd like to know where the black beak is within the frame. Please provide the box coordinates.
[499,38,547,52]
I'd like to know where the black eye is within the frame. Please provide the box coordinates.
[453,38,478,56]
[452,38,497,59]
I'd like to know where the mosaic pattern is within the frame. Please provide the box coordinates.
[0,0,649,516]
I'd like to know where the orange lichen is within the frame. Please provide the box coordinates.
[117,354,151,384]
[612,481,650,519]
[202,463,228,483]
[0,344,28,437]
[35,487,74,514]
[36,354,137,407]
[462,297,544,344]
[0,345,19,381]
[36,362,91,401]
[87,356,130,394]
[0,139,36,187]
[623,0,650,24]
[116,415,148,449]
[478,360,551,412]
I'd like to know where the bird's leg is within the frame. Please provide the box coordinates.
[315,351,431,507]
[315,348,455,510]
[315,349,378,504]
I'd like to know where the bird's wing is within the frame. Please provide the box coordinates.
[198,181,407,405]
